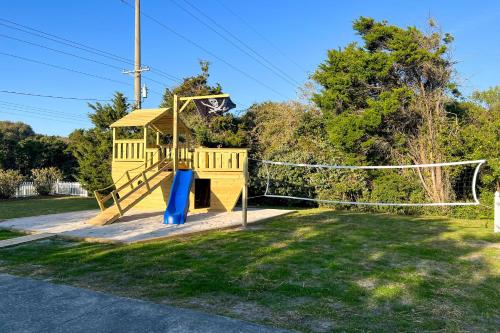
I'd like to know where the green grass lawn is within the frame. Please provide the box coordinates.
[0,230,24,240]
[0,196,98,220]
[0,209,498,332]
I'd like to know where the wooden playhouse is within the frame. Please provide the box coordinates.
[90,94,249,226]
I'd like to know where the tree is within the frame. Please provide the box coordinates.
[159,61,247,148]
[0,169,23,199]
[88,92,130,130]
[312,17,458,203]
[0,121,35,170]
[16,135,77,179]
[0,121,76,179]
[31,167,63,196]
[243,101,345,205]
[68,92,130,193]
[447,87,500,192]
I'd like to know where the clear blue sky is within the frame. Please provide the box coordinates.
[0,0,498,136]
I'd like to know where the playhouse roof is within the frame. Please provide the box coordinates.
[110,108,189,134]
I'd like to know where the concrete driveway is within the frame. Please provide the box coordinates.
[0,274,290,333]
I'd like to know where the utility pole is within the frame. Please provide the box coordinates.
[123,0,149,109]
[134,0,141,108]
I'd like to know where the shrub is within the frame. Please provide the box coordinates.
[31,167,62,196]
[0,169,24,199]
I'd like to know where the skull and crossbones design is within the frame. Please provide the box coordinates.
[200,98,229,114]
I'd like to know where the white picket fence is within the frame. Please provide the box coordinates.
[14,182,88,198]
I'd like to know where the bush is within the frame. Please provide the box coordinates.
[0,169,24,199]
[31,167,62,196]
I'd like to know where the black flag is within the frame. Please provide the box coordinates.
[193,97,236,118]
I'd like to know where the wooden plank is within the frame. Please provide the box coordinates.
[0,233,56,249]
[179,93,229,101]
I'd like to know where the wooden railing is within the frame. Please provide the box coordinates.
[114,139,144,161]
[112,139,247,172]
[94,158,172,212]
[191,148,247,171]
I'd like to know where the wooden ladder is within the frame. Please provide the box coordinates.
[89,159,172,226]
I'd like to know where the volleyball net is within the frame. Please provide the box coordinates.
[250,159,486,207]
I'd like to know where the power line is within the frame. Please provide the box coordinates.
[171,0,300,88]
[214,0,308,73]
[0,18,133,64]
[0,100,88,121]
[0,31,173,88]
[182,0,301,86]
[0,108,85,125]
[0,90,114,101]
[0,33,124,71]
[0,51,131,86]
[0,105,87,123]
[120,0,289,99]
[0,18,182,84]
[1,32,176,87]
[0,52,163,95]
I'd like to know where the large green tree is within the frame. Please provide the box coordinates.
[0,121,35,170]
[0,121,76,179]
[313,17,458,203]
[446,87,500,192]
[68,92,129,192]
[243,101,347,204]
[16,135,76,179]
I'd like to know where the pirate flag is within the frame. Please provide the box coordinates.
[193,97,236,119]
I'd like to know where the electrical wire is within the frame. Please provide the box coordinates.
[0,51,131,86]
[0,18,182,83]
[0,52,163,96]
[0,33,123,71]
[171,0,301,88]
[214,0,308,73]
[0,100,88,121]
[1,33,176,87]
[120,0,289,99]
[0,108,85,125]
[0,90,114,101]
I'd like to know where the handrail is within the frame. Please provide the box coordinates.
[95,150,161,193]
[114,139,144,142]
[115,160,172,205]
[94,156,172,211]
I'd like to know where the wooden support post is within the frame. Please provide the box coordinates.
[125,171,134,190]
[173,94,179,173]
[143,125,148,167]
[242,155,248,228]
[111,191,123,216]
[112,128,116,161]
[94,191,105,212]
[495,191,500,233]
[142,172,150,191]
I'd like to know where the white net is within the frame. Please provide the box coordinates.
[252,159,486,207]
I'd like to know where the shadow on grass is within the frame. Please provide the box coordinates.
[0,209,498,332]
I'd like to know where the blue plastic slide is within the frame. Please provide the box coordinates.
[164,169,194,225]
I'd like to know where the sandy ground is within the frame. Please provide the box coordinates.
[0,208,293,244]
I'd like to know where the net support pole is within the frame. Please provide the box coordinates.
[494,191,500,233]
[242,156,249,228]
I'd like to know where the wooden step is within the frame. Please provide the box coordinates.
[88,171,172,226]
